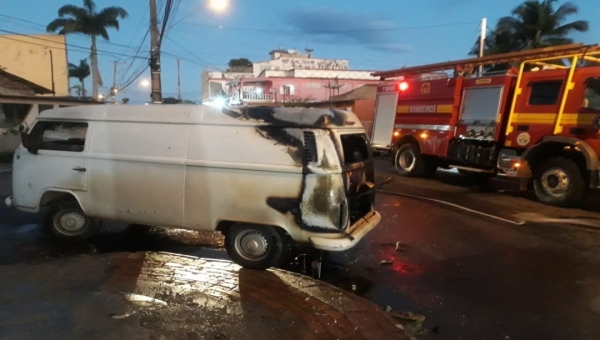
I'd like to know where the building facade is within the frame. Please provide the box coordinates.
[0,34,69,96]
[201,49,382,106]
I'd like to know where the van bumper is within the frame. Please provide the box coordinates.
[309,210,381,252]
[5,196,13,207]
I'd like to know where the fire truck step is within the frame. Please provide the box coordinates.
[450,165,495,173]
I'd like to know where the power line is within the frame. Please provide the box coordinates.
[0,13,139,53]
[176,20,480,34]
[0,30,147,61]
[164,36,219,70]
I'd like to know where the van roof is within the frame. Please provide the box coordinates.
[38,104,365,129]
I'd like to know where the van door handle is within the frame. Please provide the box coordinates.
[72,167,87,172]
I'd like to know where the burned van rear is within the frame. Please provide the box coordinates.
[300,128,380,252]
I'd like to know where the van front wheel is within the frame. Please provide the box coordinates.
[45,202,100,241]
[225,224,289,270]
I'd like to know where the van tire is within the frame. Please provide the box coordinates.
[225,224,289,270]
[44,201,100,241]
[394,143,425,177]
[533,157,587,207]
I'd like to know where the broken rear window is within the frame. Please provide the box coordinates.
[340,134,371,164]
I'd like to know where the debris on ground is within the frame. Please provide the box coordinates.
[387,308,427,336]
[396,241,409,252]
[121,292,168,307]
[110,310,136,319]
[380,260,394,266]
[388,311,426,323]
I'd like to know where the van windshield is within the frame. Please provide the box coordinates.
[340,133,372,164]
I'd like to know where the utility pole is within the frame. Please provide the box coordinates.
[110,61,118,103]
[149,0,162,103]
[49,50,55,97]
[177,59,181,101]
[479,17,487,75]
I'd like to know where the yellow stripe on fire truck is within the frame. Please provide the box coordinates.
[511,113,598,125]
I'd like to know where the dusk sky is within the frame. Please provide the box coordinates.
[1,0,598,103]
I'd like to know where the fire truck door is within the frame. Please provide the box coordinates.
[371,92,398,149]
[507,79,565,148]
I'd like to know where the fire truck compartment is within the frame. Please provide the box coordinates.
[459,86,504,125]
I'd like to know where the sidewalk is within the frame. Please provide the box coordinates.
[0,252,412,340]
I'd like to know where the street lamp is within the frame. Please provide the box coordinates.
[207,0,229,13]
[140,79,151,87]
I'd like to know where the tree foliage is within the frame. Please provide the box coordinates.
[227,58,252,71]
[68,58,90,95]
[471,0,588,56]
[47,0,128,98]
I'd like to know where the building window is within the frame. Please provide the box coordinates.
[584,77,600,111]
[306,83,321,89]
[33,121,88,152]
[528,80,563,105]
[280,84,295,95]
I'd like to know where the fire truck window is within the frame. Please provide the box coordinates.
[584,77,600,111]
[528,81,563,105]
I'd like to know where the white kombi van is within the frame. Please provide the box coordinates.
[5,104,381,269]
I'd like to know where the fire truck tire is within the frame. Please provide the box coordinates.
[394,143,425,177]
[533,157,587,207]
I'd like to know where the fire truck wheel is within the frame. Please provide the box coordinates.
[394,143,425,177]
[533,157,587,207]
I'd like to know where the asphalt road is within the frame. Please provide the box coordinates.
[1,161,600,340]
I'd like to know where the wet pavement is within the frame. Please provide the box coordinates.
[2,161,600,339]
[0,251,408,340]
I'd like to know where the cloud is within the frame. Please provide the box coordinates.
[286,7,411,53]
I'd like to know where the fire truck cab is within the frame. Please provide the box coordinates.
[371,44,600,207]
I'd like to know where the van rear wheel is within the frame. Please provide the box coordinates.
[44,201,100,241]
[225,224,289,270]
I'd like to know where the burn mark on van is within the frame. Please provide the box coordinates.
[255,126,303,165]
[222,106,349,127]
[266,197,300,214]
[300,174,347,232]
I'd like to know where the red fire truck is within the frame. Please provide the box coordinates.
[371,43,600,207]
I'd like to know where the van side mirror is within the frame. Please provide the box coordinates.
[21,132,39,155]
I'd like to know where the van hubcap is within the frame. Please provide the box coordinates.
[235,230,269,261]
[55,211,87,234]
[541,168,569,197]
[398,149,416,171]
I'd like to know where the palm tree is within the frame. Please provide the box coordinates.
[47,0,128,99]
[472,0,588,56]
[68,58,90,97]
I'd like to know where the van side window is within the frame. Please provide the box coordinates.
[340,134,371,164]
[584,77,600,111]
[38,122,88,152]
[528,80,563,105]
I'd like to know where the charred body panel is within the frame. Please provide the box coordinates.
[222,106,350,128]
[222,106,373,234]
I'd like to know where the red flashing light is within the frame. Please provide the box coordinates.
[398,82,409,91]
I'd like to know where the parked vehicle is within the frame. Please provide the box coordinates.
[371,43,600,207]
[5,104,381,269]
